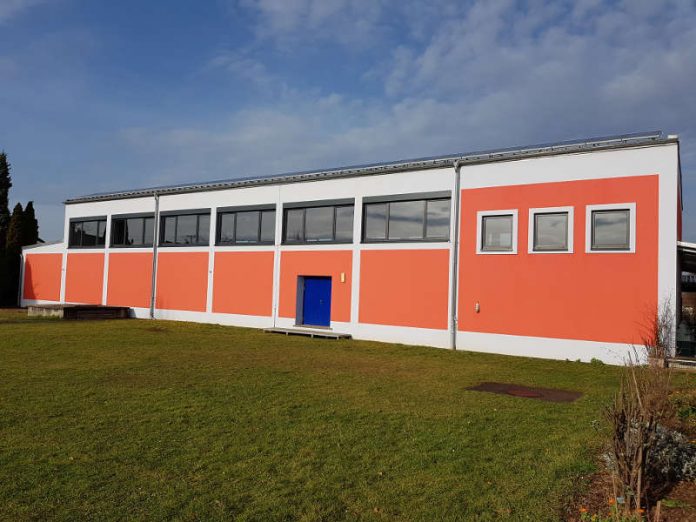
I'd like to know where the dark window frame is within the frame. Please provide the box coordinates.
[591,208,631,251]
[110,213,155,248]
[532,211,569,252]
[282,203,354,244]
[68,216,107,249]
[216,206,276,246]
[480,214,514,252]
[159,210,211,247]
[362,195,451,243]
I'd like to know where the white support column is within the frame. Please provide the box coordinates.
[271,185,283,327]
[59,251,67,303]
[101,215,111,305]
[206,208,217,313]
[60,212,69,304]
[350,195,363,324]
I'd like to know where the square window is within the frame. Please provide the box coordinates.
[481,214,513,252]
[592,209,630,250]
[533,212,568,251]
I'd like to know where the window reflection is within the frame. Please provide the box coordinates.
[365,203,387,240]
[592,210,630,250]
[533,212,567,251]
[481,215,513,251]
[159,213,210,246]
[335,206,354,242]
[363,197,450,242]
[284,209,304,243]
[68,218,107,248]
[389,200,425,240]
[426,200,450,239]
[217,209,275,245]
[305,207,334,241]
[235,211,259,243]
[283,204,353,243]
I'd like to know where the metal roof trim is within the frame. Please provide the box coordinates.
[65,131,675,204]
[21,240,62,250]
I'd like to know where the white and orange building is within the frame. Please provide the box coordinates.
[20,132,683,364]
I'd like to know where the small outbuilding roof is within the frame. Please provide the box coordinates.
[65,131,676,205]
[679,241,696,274]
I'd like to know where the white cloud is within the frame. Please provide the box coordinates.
[237,0,389,48]
[136,1,696,168]
[0,0,46,24]
[208,51,278,92]
[114,0,696,240]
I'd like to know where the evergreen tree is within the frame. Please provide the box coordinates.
[22,201,39,245]
[1,203,23,305]
[6,203,24,254]
[0,152,11,252]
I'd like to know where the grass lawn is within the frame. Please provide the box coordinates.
[0,309,639,520]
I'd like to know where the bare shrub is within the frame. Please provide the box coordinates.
[600,299,693,519]
[606,361,670,513]
[641,299,676,365]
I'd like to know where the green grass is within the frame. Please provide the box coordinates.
[0,309,631,521]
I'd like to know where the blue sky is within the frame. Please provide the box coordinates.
[1,0,696,241]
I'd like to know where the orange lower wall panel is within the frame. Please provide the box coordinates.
[107,252,153,308]
[23,253,62,301]
[155,252,209,312]
[279,250,352,322]
[459,175,659,344]
[359,249,450,330]
[65,253,104,305]
[213,251,274,316]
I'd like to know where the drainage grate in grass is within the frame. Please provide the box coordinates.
[467,381,583,403]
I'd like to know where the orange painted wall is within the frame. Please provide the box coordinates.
[155,252,209,312]
[458,175,659,344]
[23,253,62,301]
[278,250,352,322]
[65,253,104,304]
[359,249,450,329]
[213,251,274,316]
[107,252,153,308]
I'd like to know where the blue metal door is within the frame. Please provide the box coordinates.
[301,277,332,327]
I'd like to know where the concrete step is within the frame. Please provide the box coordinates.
[28,305,130,320]
[668,358,696,371]
[264,327,351,340]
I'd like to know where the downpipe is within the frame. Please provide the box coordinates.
[450,161,462,350]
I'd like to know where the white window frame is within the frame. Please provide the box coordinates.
[585,203,636,254]
[476,209,518,255]
[528,206,574,254]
